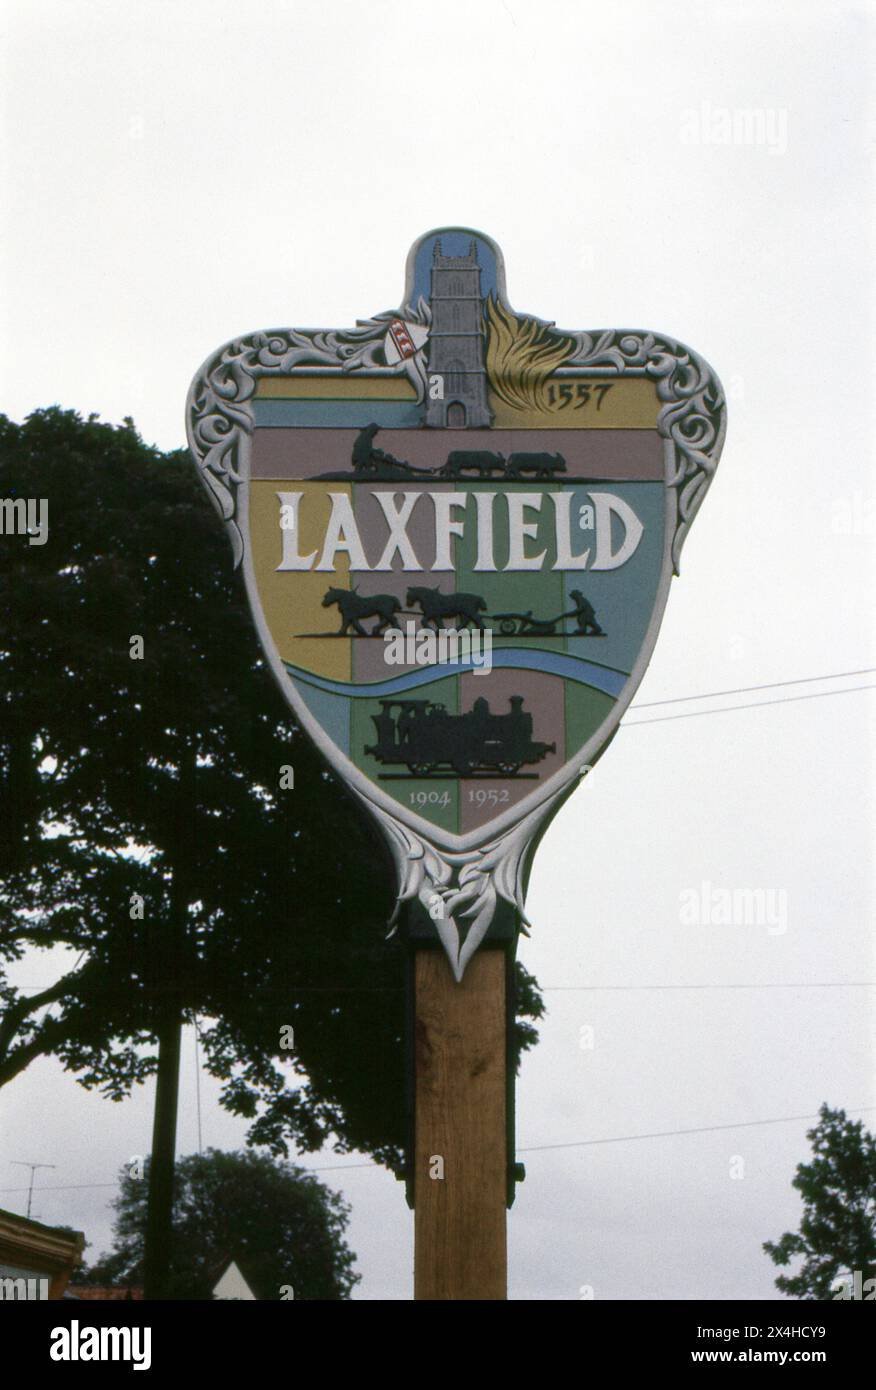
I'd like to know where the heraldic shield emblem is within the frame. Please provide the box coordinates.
[187,228,726,978]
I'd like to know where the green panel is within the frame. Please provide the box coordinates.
[294,679,350,755]
[455,482,566,656]
[562,482,665,675]
[350,674,459,832]
[564,683,618,764]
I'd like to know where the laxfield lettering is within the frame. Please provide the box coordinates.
[276,488,643,573]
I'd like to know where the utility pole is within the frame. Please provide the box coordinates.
[142,1009,183,1299]
[11,1161,57,1220]
[142,742,194,1301]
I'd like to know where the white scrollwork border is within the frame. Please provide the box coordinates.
[566,330,726,572]
[186,303,430,567]
[186,293,725,978]
[187,320,724,577]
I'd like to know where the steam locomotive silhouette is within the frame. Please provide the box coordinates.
[365,695,555,777]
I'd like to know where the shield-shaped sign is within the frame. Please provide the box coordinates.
[187,228,726,979]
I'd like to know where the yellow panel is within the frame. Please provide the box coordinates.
[489,376,659,429]
[256,375,417,400]
[249,480,351,680]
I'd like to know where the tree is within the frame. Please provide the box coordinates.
[763,1105,876,1299]
[0,407,543,1169]
[75,1149,358,1299]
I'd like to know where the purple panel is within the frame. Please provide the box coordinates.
[251,428,663,481]
[351,483,458,683]
[458,670,566,832]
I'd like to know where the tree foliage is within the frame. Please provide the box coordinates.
[0,407,543,1170]
[75,1148,358,1299]
[763,1105,876,1299]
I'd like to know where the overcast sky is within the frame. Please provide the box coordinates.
[1,0,874,1299]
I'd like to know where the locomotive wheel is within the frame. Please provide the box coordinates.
[498,762,521,775]
[499,618,517,635]
[408,762,435,776]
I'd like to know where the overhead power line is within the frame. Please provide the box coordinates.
[540,981,876,991]
[13,976,876,998]
[519,1106,876,1154]
[624,683,875,726]
[0,1180,118,1196]
[4,1107,875,1195]
[10,1160,57,1219]
[632,667,876,709]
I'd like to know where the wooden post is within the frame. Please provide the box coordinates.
[413,947,508,1300]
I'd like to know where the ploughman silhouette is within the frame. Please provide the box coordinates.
[365,695,556,778]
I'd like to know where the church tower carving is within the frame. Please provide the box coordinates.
[424,239,493,429]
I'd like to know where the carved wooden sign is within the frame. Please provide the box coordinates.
[186,227,726,979]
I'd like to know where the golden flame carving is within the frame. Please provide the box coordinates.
[484,294,575,413]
